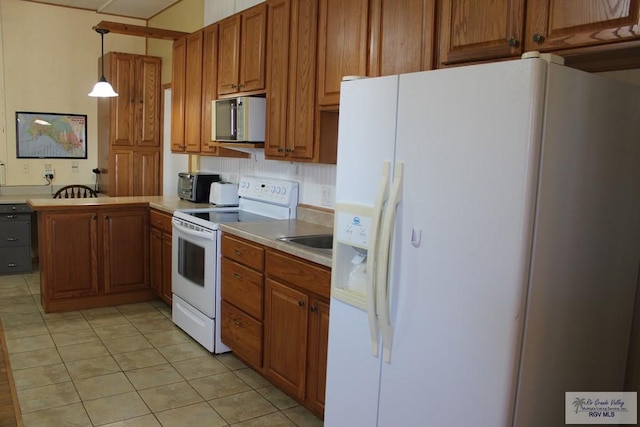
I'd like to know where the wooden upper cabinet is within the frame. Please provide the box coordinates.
[171,37,186,152]
[109,54,136,147]
[218,15,241,95]
[317,0,369,106]
[368,0,436,76]
[218,3,267,96]
[135,56,161,147]
[438,0,525,65]
[524,0,640,51]
[241,4,268,92]
[265,0,292,159]
[201,23,220,155]
[185,30,204,153]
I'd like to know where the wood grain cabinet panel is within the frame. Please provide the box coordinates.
[38,207,154,313]
[218,3,267,96]
[306,297,330,415]
[525,0,640,51]
[171,37,186,152]
[102,209,149,294]
[438,0,525,65]
[149,209,172,305]
[264,278,309,400]
[98,52,161,196]
[368,0,436,76]
[316,0,369,106]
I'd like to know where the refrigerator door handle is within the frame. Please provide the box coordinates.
[367,160,391,357]
[377,161,403,363]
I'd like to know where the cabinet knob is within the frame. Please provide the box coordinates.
[298,300,305,307]
[285,148,293,153]
[92,215,97,220]
[277,147,284,153]
[233,272,242,280]
[507,37,519,47]
[532,33,545,44]
[310,305,317,312]
[233,249,243,256]
[231,84,237,89]
[233,318,241,326]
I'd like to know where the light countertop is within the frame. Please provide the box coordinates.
[220,220,333,267]
[24,194,334,267]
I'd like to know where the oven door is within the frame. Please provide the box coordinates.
[171,217,217,317]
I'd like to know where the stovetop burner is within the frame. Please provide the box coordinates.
[184,210,274,224]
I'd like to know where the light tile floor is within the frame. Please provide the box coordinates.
[0,268,323,427]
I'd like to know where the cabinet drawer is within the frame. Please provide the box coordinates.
[221,234,264,271]
[150,209,172,233]
[0,221,30,247]
[221,257,263,319]
[0,246,31,274]
[221,300,262,368]
[266,250,331,299]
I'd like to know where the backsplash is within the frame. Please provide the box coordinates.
[198,151,336,209]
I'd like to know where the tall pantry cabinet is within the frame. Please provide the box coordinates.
[98,52,162,196]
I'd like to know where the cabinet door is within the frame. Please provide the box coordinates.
[201,24,219,155]
[136,56,161,147]
[265,0,291,158]
[102,209,149,294]
[264,278,309,399]
[185,30,204,153]
[149,227,162,296]
[286,0,319,162]
[161,231,172,305]
[218,14,242,95]
[525,0,640,51]
[240,3,267,92]
[369,0,435,76]
[42,212,99,300]
[317,0,369,106]
[438,0,525,65]
[110,150,135,197]
[306,297,330,416]
[109,53,136,147]
[171,37,186,152]
[134,150,161,196]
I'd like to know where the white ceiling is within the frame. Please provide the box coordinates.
[22,0,181,20]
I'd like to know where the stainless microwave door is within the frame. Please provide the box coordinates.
[215,100,237,141]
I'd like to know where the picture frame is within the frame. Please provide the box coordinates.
[15,111,87,159]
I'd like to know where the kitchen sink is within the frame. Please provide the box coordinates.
[277,234,333,253]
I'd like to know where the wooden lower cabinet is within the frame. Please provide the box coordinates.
[38,206,154,312]
[220,233,331,419]
[149,209,172,305]
[263,248,331,419]
[220,234,265,370]
[306,297,330,415]
[264,278,309,399]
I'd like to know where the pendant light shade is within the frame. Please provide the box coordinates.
[88,28,118,97]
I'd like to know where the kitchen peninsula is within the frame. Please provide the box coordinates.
[27,196,207,313]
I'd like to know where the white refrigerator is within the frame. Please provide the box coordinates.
[325,55,640,426]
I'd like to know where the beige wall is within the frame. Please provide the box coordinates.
[0,0,145,188]
[148,0,204,85]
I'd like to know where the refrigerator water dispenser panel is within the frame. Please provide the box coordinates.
[331,203,375,310]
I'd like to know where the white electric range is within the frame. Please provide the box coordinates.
[171,176,299,352]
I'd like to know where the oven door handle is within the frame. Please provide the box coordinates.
[172,220,216,240]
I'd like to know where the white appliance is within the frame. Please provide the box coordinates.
[325,54,640,427]
[209,182,240,206]
[212,96,266,142]
[172,176,299,353]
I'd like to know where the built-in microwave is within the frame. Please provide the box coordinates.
[211,96,266,142]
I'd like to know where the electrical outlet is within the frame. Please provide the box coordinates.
[43,167,54,179]
[320,186,334,207]
[22,163,29,174]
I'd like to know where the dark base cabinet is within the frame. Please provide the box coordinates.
[0,204,33,274]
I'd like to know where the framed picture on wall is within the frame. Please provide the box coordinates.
[15,111,87,159]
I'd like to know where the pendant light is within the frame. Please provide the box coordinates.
[88,28,118,97]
